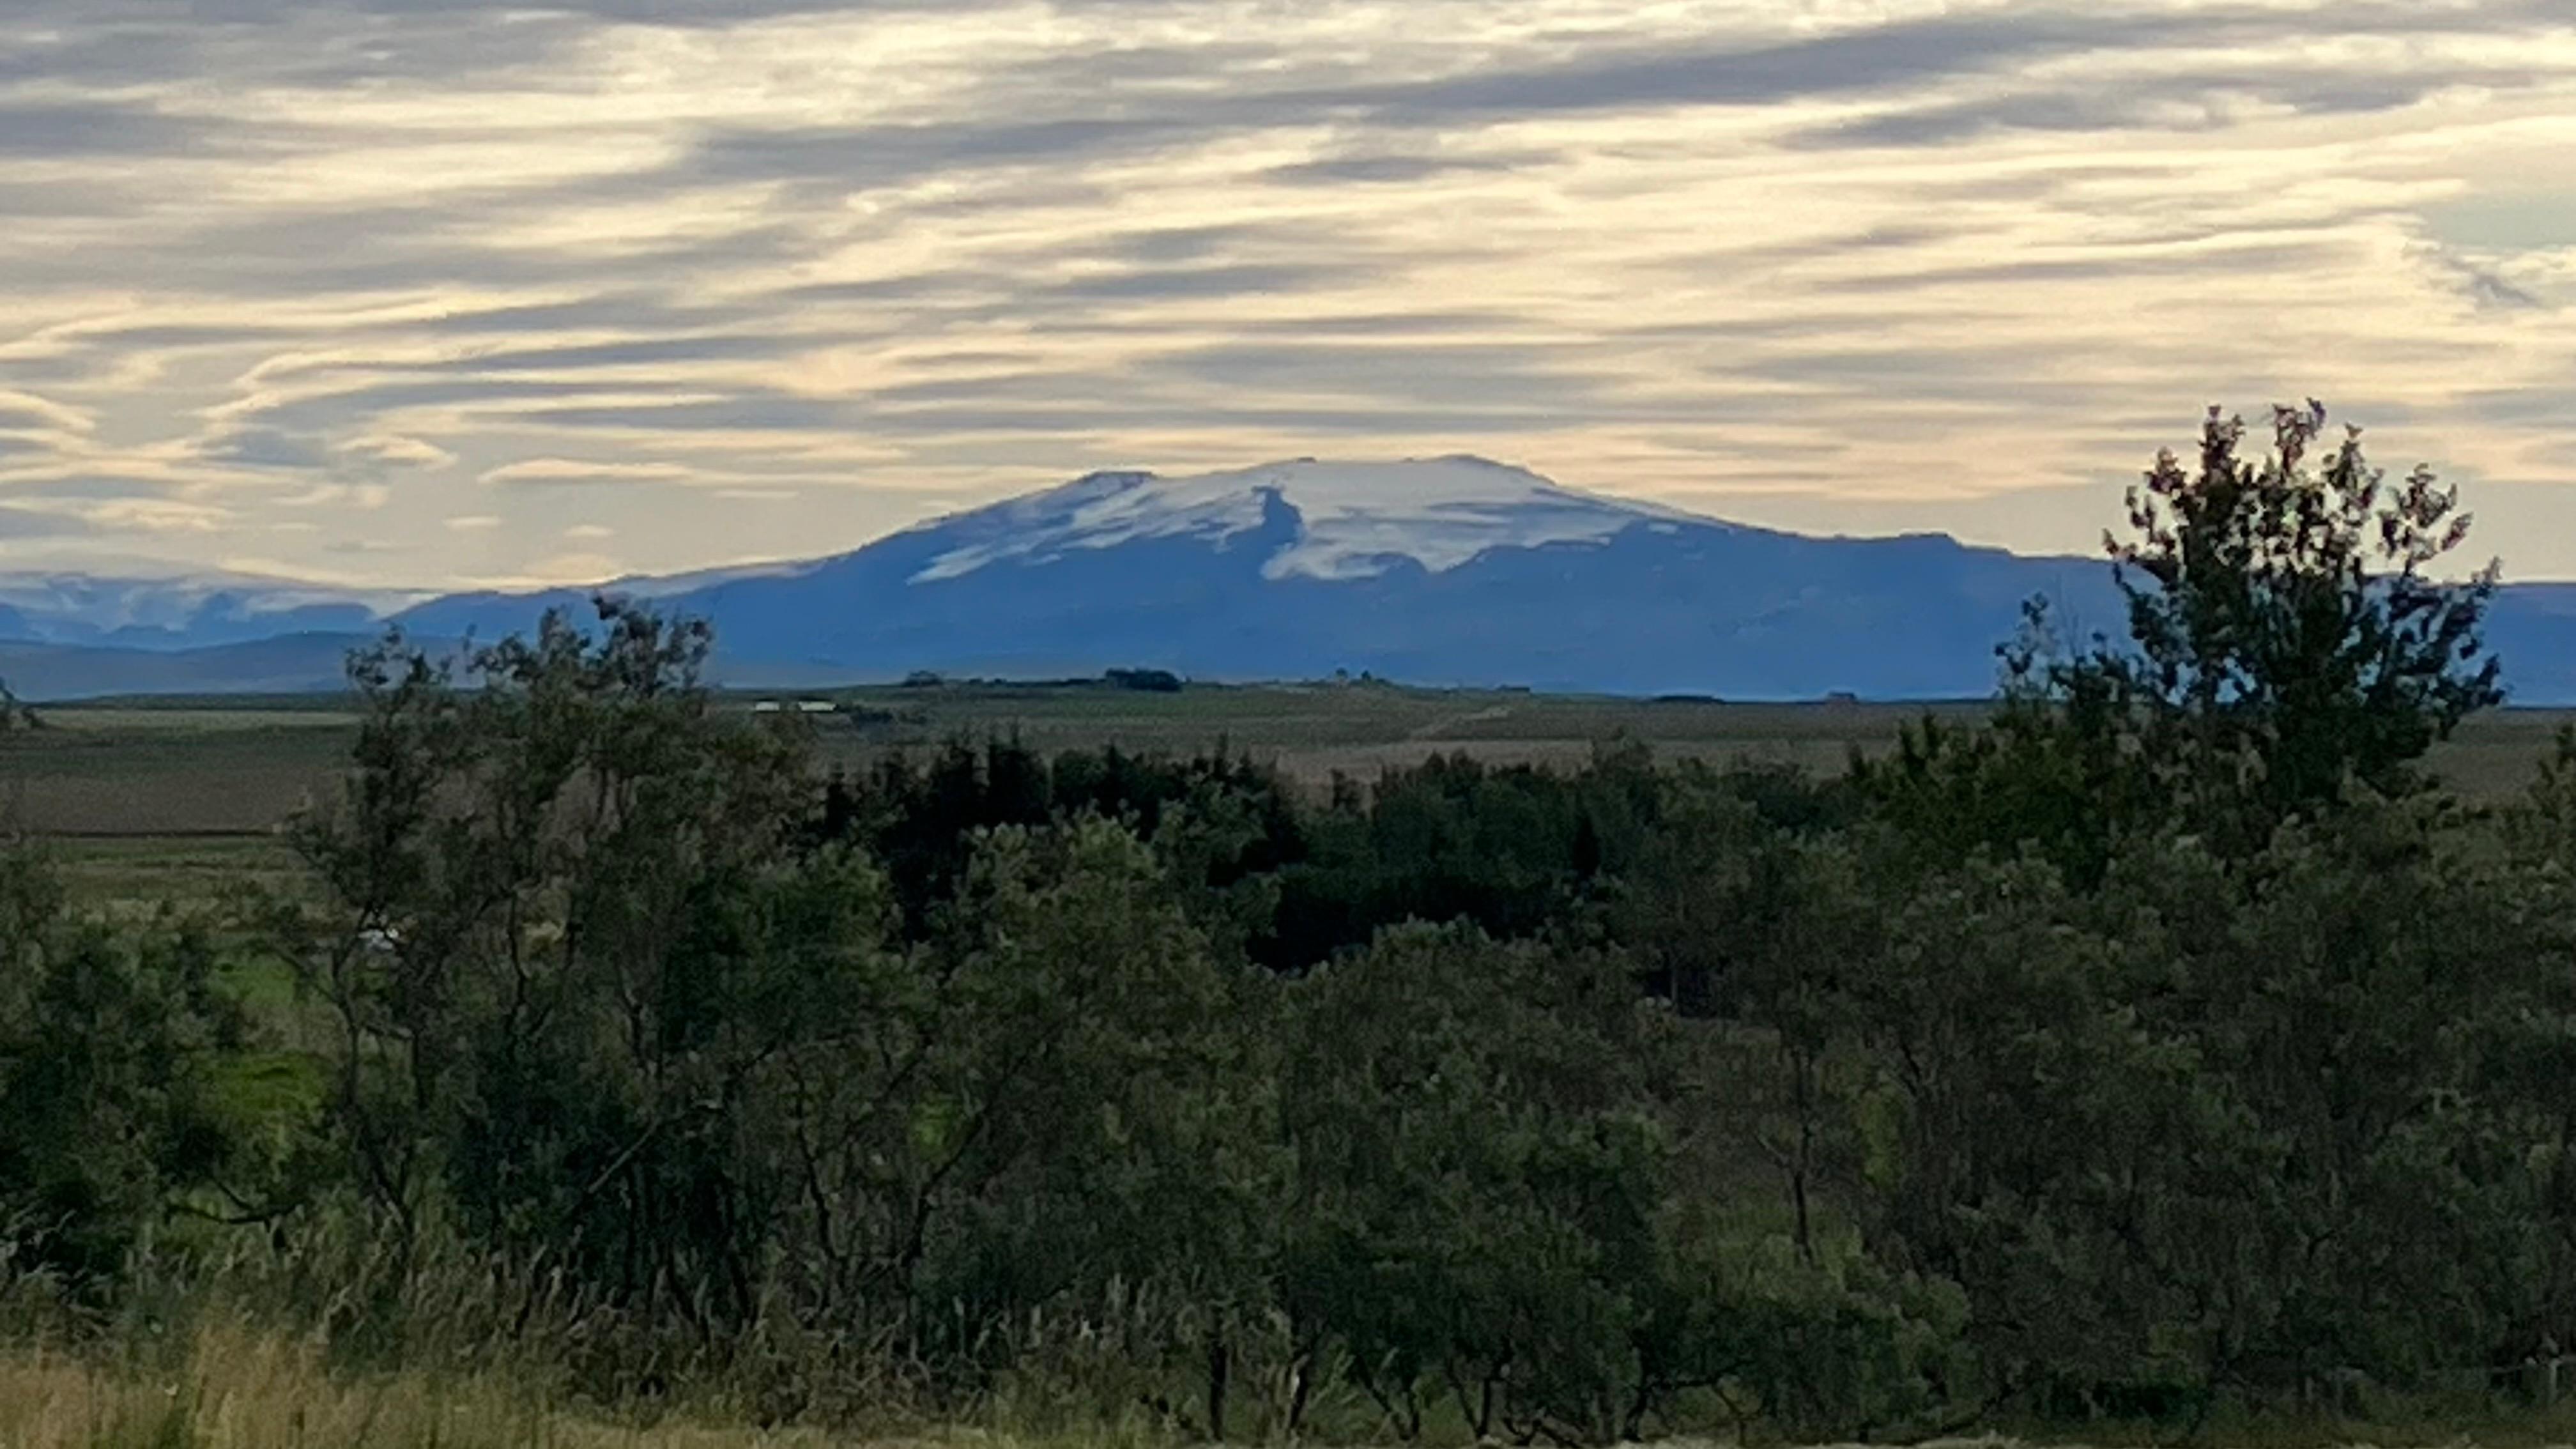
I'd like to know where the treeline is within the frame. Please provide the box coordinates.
[6,404,2576,1442]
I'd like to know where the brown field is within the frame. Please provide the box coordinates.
[9,684,2565,908]
[3,687,1990,839]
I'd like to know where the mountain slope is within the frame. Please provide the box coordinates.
[0,570,416,651]
[12,456,2574,701]
[401,457,2133,698]
[0,632,383,701]
[907,456,1698,583]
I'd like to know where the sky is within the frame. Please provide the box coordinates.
[3,0,2573,591]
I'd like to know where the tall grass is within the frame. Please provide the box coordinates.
[0,1292,1323,1449]
[0,1319,859,1449]
[0,1221,1307,1449]
[13,1267,2576,1449]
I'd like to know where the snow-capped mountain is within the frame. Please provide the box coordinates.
[0,568,416,650]
[911,457,1700,583]
[13,454,2576,701]
[396,456,2135,698]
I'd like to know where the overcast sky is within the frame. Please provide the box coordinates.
[3,0,2572,588]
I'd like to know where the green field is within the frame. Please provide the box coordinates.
[10,682,2570,908]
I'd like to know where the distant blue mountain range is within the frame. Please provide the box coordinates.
[7,456,2576,702]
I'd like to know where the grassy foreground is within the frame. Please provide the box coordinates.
[0,1330,807,1448]
[0,1319,1045,1449]
[14,1328,2576,1449]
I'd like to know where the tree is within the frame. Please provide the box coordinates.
[270,596,819,1296]
[900,819,1279,1436]
[2032,401,2499,843]
[1281,923,1685,1444]
[0,848,250,1280]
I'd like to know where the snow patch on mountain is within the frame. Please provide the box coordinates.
[912,456,1700,585]
[0,568,420,645]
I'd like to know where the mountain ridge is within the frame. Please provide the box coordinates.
[384,457,2150,698]
[4,456,2575,702]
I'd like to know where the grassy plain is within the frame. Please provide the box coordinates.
[10,1323,2576,1449]
[0,1321,910,1449]
[9,680,2571,908]
[6,686,1986,839]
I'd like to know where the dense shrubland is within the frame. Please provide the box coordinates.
[7,404,2576,1444]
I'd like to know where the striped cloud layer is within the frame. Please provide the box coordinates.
[0,0,2572,586]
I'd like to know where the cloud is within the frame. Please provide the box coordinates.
[200,427,336,471]
[666,115,1222,201]
[516,549,626,585]
[338,433,457,470]
[394,295,762,336]
[2465,389,2576,431]
[416,335,804,373]
[480,458,696,487]
[0,99,224,158]
[1088,224,1299,266]
[220,379,634,438]
[520,396,861,433]
[0,505,98,539]
[1138,341,1618,410]
[1041,263,1369,303]
[2451,263,2546,311]
[3,476,178,504]
[0,392,91,436]
[1261,152,1539,187]
[1282,6,2567,128]
[303,482,394,509]
[1807,241,2363,294]
[82,498,236,534]
[1,0,2575,584]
